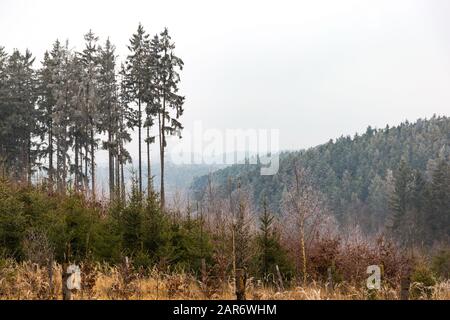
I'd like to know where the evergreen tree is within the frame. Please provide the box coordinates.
[155,28,185,209]
[68,52,88,192]
[117,64,134,202]
[79,30,100,198]
[367,174,389,232]
[98,38,119,200]
[429,159,450,241]
[388,160,413,237]
[51,40,73,192]
[256,198,292,280]
[0,47,9,176]
[144,34,161,192]
[141,189,173,265]
[258,198,274,277]
[233,186,251,271]
[123,23,150,196]
[121,176,143,254]
[1,49,38,183]
[37,51,57,186]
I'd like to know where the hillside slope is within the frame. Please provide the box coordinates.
[191,116,450,235]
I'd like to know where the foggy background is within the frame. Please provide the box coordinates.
[1,0,450,165]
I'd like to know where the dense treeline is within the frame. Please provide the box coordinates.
[0,24,184,207]
[0,177,297,280]
[192,117,450,247]
[0,178,206,269]
[2,177,449,293]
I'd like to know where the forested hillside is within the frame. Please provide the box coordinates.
[191,116,450,245]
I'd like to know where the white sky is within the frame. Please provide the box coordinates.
[1,0,450,164]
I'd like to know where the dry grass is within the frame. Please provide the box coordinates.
[0,259,448,300]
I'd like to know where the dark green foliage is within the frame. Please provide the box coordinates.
[120,180,144,254]
[192,117,450,246]
[431,249,450,279]
[0,49,38,182]
[387,157,450,247]
[153,28,185,209]
[122,23,151,195]
[389,160,413,228]
[168,218,213,272]
[141,190,170,261]
[428,159,450,241]
[254,199,293,280]
[0,181,26,259]
[410,262,436,299]
[0,179,214,273]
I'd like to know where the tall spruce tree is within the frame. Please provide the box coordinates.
[117,64,134,202]
[69,52,88,192]
[79,30,100,198]
[123,23,150,196]
[2,49,38,183]
[156,28,185,209]
[0,47,9,177]
[52,41,74,192]
[144,34,161,193]
[37,51,57,186]
[98,38,119,200]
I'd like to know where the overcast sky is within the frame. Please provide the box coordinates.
[1,0,450,163]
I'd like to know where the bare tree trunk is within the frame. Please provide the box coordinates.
[80,148,83,191]
[56,142,61,192]
[48,124,54,186]
[201,258,207,285]
[276,265,284,292]
[108,131,114,202]
[400,264,412,300]
[159,96,166,210]
[27,135,32,185]
[62,131,67,192]
[400,276,410,300]
[300,220,307,285]
[232,224,236,286]
[48,257,54,299]
[62,263,72,300]
[146,125,151,194]
[327,267,334,292]
[293,164,308,285]
[235,268,246,300]
[138,99,142,195]
[84,145,89,192]
[115,156,119,202]
[120,160,125,203]
[91,128,95,200]
[74,137,79,191]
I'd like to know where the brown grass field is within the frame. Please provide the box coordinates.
[0,260,448,300]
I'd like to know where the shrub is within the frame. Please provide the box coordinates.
[410,263,436,299]
[431,249,450,280]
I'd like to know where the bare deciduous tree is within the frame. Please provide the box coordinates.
[282,163,327,284]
